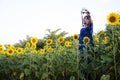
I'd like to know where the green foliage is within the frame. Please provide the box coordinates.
[0,24,120,80]
[44,28,68,39]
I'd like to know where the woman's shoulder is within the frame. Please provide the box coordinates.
[80,27,85,32]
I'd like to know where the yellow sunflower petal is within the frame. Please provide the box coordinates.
[30,37,38,45]
[107,12,119,26]
[83,36,90,44]
[6,48,14,56]
[57,36,64,43]
[46,39,53,45]
[73,34,79,42]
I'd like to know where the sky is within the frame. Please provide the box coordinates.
[0,0,120,44]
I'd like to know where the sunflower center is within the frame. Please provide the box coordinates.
[18,49,21,52]
[0,48,3,50]
[32,39,36,43]
[9,50,13,54]
[74,36,78,39]
[110,16,116,22]
[60,38,63,42]
[48,41,51,43]
[60,39,62,41]
[85,39,88,43]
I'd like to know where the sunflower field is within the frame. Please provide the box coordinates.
[0,12,120,80]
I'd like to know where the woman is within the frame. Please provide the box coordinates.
[79,9,93,80]
[79,9,93,50]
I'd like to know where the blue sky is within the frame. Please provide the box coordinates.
[0,0,119,44]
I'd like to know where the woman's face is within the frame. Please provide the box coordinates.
[83,16,91,26]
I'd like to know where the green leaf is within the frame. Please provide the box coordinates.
[24,68,31,76]
[19,72,24,80]
[100,74,110,80]
[117,65,120,75]
[100,55,113,63]
[41,73,48,79]
[70,76,75,80]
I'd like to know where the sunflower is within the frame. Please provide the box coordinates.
[102,36,109,44]
[11,46,15,50]
[64,41,72,47]
[118,14,120,24]
[83,36,90,44]
[16,47,24,54]
[0,44,4,52]
[39,48,45,54]
[73,34,79,42]
[0,47,4,54]
[107,12,119,26]
[102,39,107,44]
[24,47,29,51]
[59,45,64,51]
[0,44,3,47]
[96,30,105,37]
[47,47,53,53]
[7,44,12,48]
[25,42,30,48]
[46,39,53,45]
[57,36,64,43]
[94,37,99,46]
[6,48,14,56]
[30,37,38,45]
[6,44,15,50]
[32,44,36,49]
[32,49,38,53]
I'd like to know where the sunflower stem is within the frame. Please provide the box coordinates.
[77,45,80,80]
[112,26,117,80]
